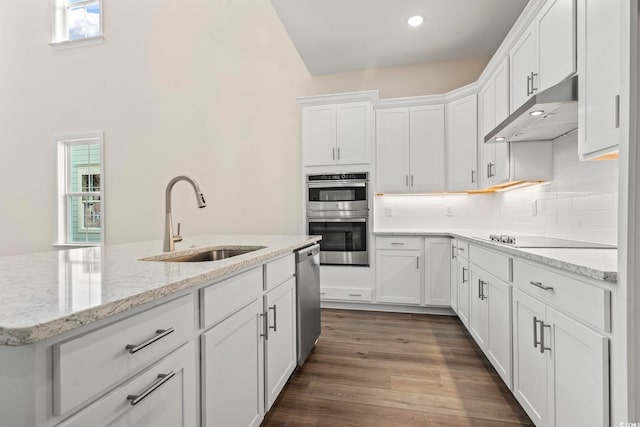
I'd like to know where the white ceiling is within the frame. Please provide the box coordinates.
[270,0,529,75]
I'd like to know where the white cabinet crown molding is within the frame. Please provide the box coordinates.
[376,94,446,109]
[297,90,379,106]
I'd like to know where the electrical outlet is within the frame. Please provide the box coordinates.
[532,200,538,216]
[446,206,454,217]
[385,206,393,217]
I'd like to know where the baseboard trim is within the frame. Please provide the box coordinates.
[320,301,456,316]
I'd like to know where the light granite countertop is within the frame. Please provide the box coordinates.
[0,234,320,346]
[374,229,618,283]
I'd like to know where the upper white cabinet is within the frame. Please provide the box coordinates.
[376,104,446,193]
[577,0,621,159]
[479,57,511,188]
[299,91,377,167]
[447,93,478,192]
[510,0,576,112]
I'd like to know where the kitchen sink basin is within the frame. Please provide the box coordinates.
[143,246,266,262]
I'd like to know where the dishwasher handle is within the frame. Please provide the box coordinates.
[296,244,320,262]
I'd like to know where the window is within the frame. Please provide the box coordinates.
[56,133,104,246]
[52,0,103,48]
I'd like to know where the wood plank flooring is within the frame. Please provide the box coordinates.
[262,309,534,427]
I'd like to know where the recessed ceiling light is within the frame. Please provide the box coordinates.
[407,15,424,27]
[495,137,506,141]
[530,110,545,116]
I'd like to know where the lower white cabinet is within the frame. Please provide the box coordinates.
[469,265,512,388]
[201,298,265,427]
[450,241,459,314]
[512,288,609,427]
[457,260,470,328]
[423,238,451,306]
[264,277,297,411]
[59,342,197,427]
[376,247,422,305]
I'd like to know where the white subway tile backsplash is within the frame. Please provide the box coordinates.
[375,135,619,245]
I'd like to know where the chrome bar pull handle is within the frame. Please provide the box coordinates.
[526,74,532,96]
[390,242,405,246]
[615,95,621,128]
[337,147,341,160]
[531,72,538,93]
[471,170,476,183]
[348,293,362,297]
[462,267,467,283]
[259,312,267,338]
[533,316,541,349]
[125,328,175,354]
[127,371,176,406]
[416,256,419,270]
[269,305,277,332]
[411,175,414,187]
[478,280,483,299]
[530,281,554,291]
[332,148,336,160]
[405,175,409,187]
[451,245,456,259]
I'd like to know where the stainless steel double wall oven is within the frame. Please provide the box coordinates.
[306,173,369,266]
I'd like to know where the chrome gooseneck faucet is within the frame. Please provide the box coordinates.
[164,175,207,252]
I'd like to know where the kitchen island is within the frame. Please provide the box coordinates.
[0,234,320,427]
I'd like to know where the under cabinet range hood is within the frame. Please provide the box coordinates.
[485,75,578,144]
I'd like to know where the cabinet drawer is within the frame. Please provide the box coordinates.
[58,342,197,427]
[201,267,263,329]
[456,241,470,260]
[320,287,372,302]
[512,259,611,331]
[53,294,195,416]
[470,245,511,282]
[265,253,295,291]
[377,236,422,250]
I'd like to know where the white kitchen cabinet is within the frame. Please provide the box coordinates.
[449,240,459,314]
[376,239,423,305]
[58,342,197,427]
[469,265,513,388]
[537,0,576,92]
[577,0,621,159]
[302,101,372,166]
[423,238,450,306]
[201,298,265,427]
[479,57,510,188]
[510,26,538,112]
[512,288,609,427]
[264,277,297,411]
[376,104,445,193]
[457,260,470,329]
[446,94,478,192]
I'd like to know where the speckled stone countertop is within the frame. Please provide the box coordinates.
[0,234,320,346]
[374,229,618,283]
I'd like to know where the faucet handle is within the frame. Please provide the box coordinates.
[174,222,183,243]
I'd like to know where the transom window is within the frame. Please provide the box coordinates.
[52,0,103,47]
[56,133,104,246]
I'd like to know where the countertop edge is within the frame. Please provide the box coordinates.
[374,231,617,283]
[0,237,320,346]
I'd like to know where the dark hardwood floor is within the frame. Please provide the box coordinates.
[262,309,534,427]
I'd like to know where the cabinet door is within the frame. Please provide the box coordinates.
[457,262,470,328]
[376,249,422,305]
[409,104,446,192]
[376,108,410,193]
[577,0,621,159]
[469,270,489,351]
[58,342,197,427]
[537,0,576,92]
[265,277,297,410]
[201,299,264,427]
[492,58,511,184]
[450,244,459,313]
[512,289,548,426]
[302,105,337,166]
[446,94,478,192]
[337,101,371,165]
[486,278,512,388]
[547,307,609,427]
[479,82,496,188]
[510,26,537,112]
[424,238,450,306]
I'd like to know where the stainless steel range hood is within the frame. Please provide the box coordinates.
[485,75,578,144]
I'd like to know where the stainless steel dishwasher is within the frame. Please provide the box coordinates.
[295,244,321,366]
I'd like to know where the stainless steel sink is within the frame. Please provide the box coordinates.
[143,246,266,262]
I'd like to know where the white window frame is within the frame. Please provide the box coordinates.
[51,0,104,50]
[55,132,105,247]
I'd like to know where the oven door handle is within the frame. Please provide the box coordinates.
[307,182,367,188]
[307,217,368,223]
